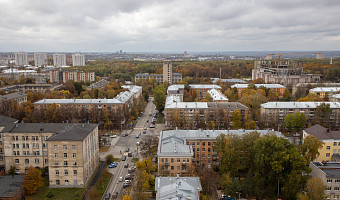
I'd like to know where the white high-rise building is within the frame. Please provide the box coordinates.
[14,52,28,66]
[72,54,85,66]
[34,53,47,67]
[53,53,66,67]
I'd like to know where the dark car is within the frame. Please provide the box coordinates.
[123,183,129,188]
[126,147,130,152]
[104,192,110,200]
[121,156,126,161]
[112,192,118,198]
[124,163,129,168]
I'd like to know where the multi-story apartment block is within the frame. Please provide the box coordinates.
[135,62,182,85]
[14,52,28,66]
[310,162,340,199]
[0,83,62,94]
[0,117,99,188]
[34,53,47,67]
[303,125,340,162]
[167,84,222,100]
[164,96,248,129]
[260,102,340,126]
[0,92,27,105]
[292,83,340,98]
[230,84,286,98]
[331,94,340,102]
[309,87,340,99]
[49,70,95,83]
[155,176,202,200]
[47,124,99,187]
[207,89,229,102]
[211,78,247,84]
[252,60,321,87]
[53,54,67,67]
[72,54,85,66]
[158,129,283,176]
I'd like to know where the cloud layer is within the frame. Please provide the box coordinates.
[0,0,339,52]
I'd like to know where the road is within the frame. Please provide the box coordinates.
[102,97,163,199]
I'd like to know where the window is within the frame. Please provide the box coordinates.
[73,170,77,175]
[73,153,76,158]
[202,148,205,152]
[64,161,68,166]
[197,154,199,158]
[177,166,180,170]
[72,145,76,150]
[26,151,29,156]
[327,187,332,191]
[208,142,211,146]
[32,136,35,141]
[15,159,19,164]
[202,154,205,158]
[73,161,77,166]
[26,136,28,141]
[15,169,19,174]
[171,158,174,162]
[35,136,38,141]
[208,148,211,152]
[55,153,58,158]
[191,142,195,145]
[327,179,333,182]
[334,142,337,146]
[26,144,29,148]
[0,156,2,161]
[171,166,174,170]
[334,149,337,154]
[65,170,68,175]
[45,159,48,164]
[13,144,15,148]
[17,151,20,156]
[335,187,340,190]
[197,148,200,152]
[64,153,67,158]
[54,145,58,150]
[161,158,164,162]
[197,142,200,146]
[25,159,29,164]
[13,151,16,156]
[187,158,189,162]
[63,145,67,150]
[55,161,59,166]
[16,136,18,141]
[327,146,331,150]
[177,158,180,162]
[35,159,39,164]
[203,142,205,146]
[56,180,60,185]
[12,136,15,140]
[335,179,340,182]
[22,136,25,141]
[56,170,59,175]
[326,153,331,157]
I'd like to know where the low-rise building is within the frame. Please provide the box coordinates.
[167,84,222,100]
[260,102,340,126]
[0,92,27,105]
[155,176,202,200]
[331,94,340,102]
[207,89,228,102]
[309,87,340,99]
[310,162,340,199]
[158,129,283,176]
[86,79,110,90]
[0,175,25,200]
[0,84,62,94]
[211,78,247,84]
[230,84,286,98]
[303,125,340,162]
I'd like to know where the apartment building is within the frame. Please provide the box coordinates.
[230,84,286,98]
[158,129,283,176]
[331,94,340,102]
[0,92,27,105]
[309,87,340,99]
[0,83,63,94]
[164,96,248,129]
[303,124,340,162]
[53,54,67,67]
[34,53,47,67]
[155,176,202,200]
[310,162,340,199]
[72,54,85,66]
[135,62,182,85]
[49,70,95,83]
[207,89,228,102]
[14,52,28,66]
[292,83,340,98]
[167,84,222,100]
[47,124,99,187]
[211,78,246,84]
[0,117,99,188]
[260,102,340,126]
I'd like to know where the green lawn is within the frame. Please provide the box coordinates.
[27,177,85,200]
[156,114,163,124]
[94,169,113,199]
[132,158,139,163]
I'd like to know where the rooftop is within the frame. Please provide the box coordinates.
[34,98,123,105]
[211,78,247,84]
[207,89,228,101]
[332,94,340,99]
[47,124,98,141]
[310,87,340,93]
[261,102,340,109]
[0,92,27,101]
[304,124,340,140]
[311,162,340,178]
[165,101,208,109]
[231,84,286,89]
[155,176,202,200]
[0,175,24,198]
[158,135,193,157]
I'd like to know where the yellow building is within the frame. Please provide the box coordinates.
[303,124,340,162]
[309,87,340,99]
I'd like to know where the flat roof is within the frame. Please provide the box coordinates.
[208,89,228,101]
[311,162,340,178]
[261,102,340,109]
[0,175,24,198]
[0,92,27,101]
[310,87,340,93]
[231,84,286,89]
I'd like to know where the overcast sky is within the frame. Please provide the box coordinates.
[0,0,339,52]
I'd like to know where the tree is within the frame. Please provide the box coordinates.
[152,85,166,112]
[122,195,132,200]
[315,103,332,127]
[24,167,44,195]
[297,93,322,102]
[8,165,16,178]
[245,120,256,129]
[294,112,306,132]
[136,157,157,173]
[283,89,293,101]
[231,109,242,129]
[298,177,326,200]
[299,135,324,165]
[105,154,114,165]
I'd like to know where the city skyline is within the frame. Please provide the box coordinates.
[0,0,339,52]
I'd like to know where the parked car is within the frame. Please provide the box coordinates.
[112,192,118,198]
[121,156,126,161]
[144,127,147,130]
[124,180,131,184]
[110,134,117,138]
[149,124,155,128]
[136,134,140,138]
[143,130,146,134]
[125,147,130,152]
[108,162,118,168]
[104,192,110,200]
[123,183,129,188]
[128,152,132,157]
[125,174,131,180]
[118,176,123,182]
[124,163,129,168]
[122,133,128,137]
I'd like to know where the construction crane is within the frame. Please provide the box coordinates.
[266,52,324,62]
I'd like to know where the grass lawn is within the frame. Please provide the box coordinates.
[156,114,163,124]
[27,177,85,200]
[132,158,139,163]
[99,145,110,152]
[94,168,113,199]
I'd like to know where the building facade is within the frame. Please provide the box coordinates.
[34,53,47,67]
[49,70,95,83]
[260,102,340,126]
[163,62,173,85]
[309,87,340,99]
[0,84,62,94]
[0,92,27,105]
[53,54,67,67]
[167,84,222,101]
[14,52,28,66]
[231,84,286,98]
[72,54,85,66]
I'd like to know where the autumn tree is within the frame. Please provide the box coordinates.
[297,93,322,102]
[136,157,157,173]
[152,85,166,112]
[24,167,44,195]
[122,195,132,200]
[299,135,324,165]
[231,109,242,129]
[315,103,333,127]
[298,177,326,200]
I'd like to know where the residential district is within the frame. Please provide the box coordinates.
[0,52,340,200]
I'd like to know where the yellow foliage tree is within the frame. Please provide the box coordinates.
[122,194,132,200]
[136,157,157,173]
[24,167,44,195]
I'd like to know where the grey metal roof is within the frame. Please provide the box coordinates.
[304,124,340,140]
[310,87,340,93]
[135,73,163,77]
[211,78,247,84]
[155,177,202,200]
[231,84,286,89]
[311,162,340,178]
[47,124,98,141]
[34,98,123,105]
[0,92,27,101]
[261,102,340,109]
[0,175,24,198]
[0,115,18,124]
[165,102,208,109]
[207,102,248,110]
[158,135,193,157]
[208,89,229,101]
[332,94,340,99]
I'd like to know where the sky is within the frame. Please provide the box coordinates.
[0,0,339,52]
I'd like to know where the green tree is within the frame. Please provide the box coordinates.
[315,103,332,127]
[231,109,242,129]
[105,154,114,165]
[284,113,295,132]
[294,112,306,132]
[283,89,293,101]
[298,177,326,200]
[152,85,166,112]
[299,135,324,165]
[8,165,16,178]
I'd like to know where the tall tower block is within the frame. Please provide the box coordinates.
[163,62,172,85]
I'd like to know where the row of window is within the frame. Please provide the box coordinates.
[327,186,340,191]
[54,145,76,150]
[55,161,77,166]
[11,136,47,141]
[15,158,47,164]
[13,151,40,156]
[54,153,76,158]
[327,179,340,182]
[56,170,77,175]
[188,141,212,146]
[192,147,211,152]
[161,158,190,163]
[12,143,43,149]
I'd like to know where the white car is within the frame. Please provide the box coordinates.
[110,135,117,138]
[118,176,123,182]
